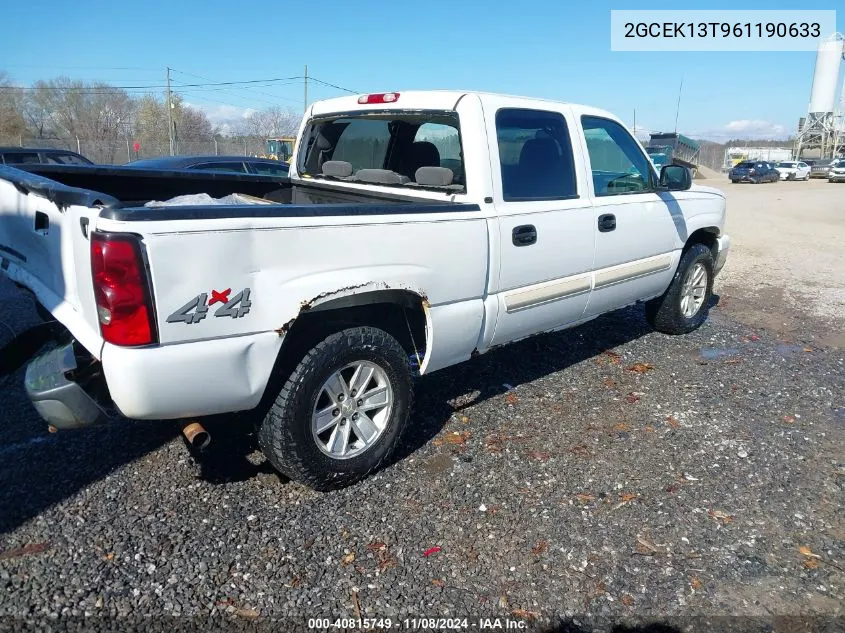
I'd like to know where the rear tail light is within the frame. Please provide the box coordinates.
[357,92,400,104]
[90,232,156,346]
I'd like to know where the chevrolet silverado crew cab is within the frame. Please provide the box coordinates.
[0,91,730,490]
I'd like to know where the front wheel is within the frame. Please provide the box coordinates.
[256,326,413,490]
[645,243,714,335]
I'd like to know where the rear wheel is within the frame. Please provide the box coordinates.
[256,326,412,490]
[645,243,714,335]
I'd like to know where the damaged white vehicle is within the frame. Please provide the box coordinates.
[0,90,730,489]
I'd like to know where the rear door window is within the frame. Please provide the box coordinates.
[189,162,247,173]
[248,162,289,177]
[495,108,577,201]
[3,152,40,165]
[45,152,90,165]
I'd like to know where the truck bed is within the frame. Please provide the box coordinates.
[0,162,480,349]
[12,163,450,208]
[12,163,291,206]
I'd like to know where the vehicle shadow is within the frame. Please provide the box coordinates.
[392,302,659,466]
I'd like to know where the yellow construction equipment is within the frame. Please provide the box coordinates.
[265,137,296,163]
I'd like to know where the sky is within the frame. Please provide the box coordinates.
[3,0,843,141]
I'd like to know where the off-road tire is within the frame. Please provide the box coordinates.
[645,243,714,335]
[256,326,412,491]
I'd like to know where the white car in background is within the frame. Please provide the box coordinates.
[828,159,845,183]
[775,161,810,181]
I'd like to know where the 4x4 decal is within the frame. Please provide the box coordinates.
[166,288,252,325]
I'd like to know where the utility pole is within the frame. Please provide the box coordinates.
[673,79,683,135]
[166,67,175,156]
[304,64,308,114]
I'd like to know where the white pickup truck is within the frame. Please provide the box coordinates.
[0,90,729,490]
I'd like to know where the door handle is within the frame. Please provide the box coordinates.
[512,224,537,246]
[598,214,616,232]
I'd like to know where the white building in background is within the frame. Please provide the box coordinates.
[724,147,793,168]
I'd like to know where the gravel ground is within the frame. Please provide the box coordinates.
[0,271,842,633]
[710,177,845,343]
[0,180,843,632]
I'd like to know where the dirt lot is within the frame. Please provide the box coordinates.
[710,177,845,348]
[0,179,842,632]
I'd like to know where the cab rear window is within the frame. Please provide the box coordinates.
[299,111,465,191]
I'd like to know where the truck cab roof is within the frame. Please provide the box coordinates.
[309,90,617,120]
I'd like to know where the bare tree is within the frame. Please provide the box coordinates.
[0,71,27,139]
[242,106,300,138]
[176,99,215,142]
[132,93,215,155]
[4,72,292,160]
[133,95,170,156]
[25,78,135,145]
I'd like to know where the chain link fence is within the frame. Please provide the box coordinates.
[0,137,271,165]
[4,135,733,171]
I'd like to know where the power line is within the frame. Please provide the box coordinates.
[171,68,302,103]
[171,68,356,93]
[171,81,303,107]
[171,80,302,93]
[177,88,302,108]
[170,68,356,110]
[173,68,357,99]
[308,77,357,94]
[0,69,359,116]
[0,76,304,91]
[1,64,162,71]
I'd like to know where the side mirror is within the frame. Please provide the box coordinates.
[659,164,692,191]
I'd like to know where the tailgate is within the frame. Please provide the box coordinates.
[0,166,114,358]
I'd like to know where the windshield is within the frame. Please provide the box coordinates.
[299,111,465,191]
[776,162,795,168]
